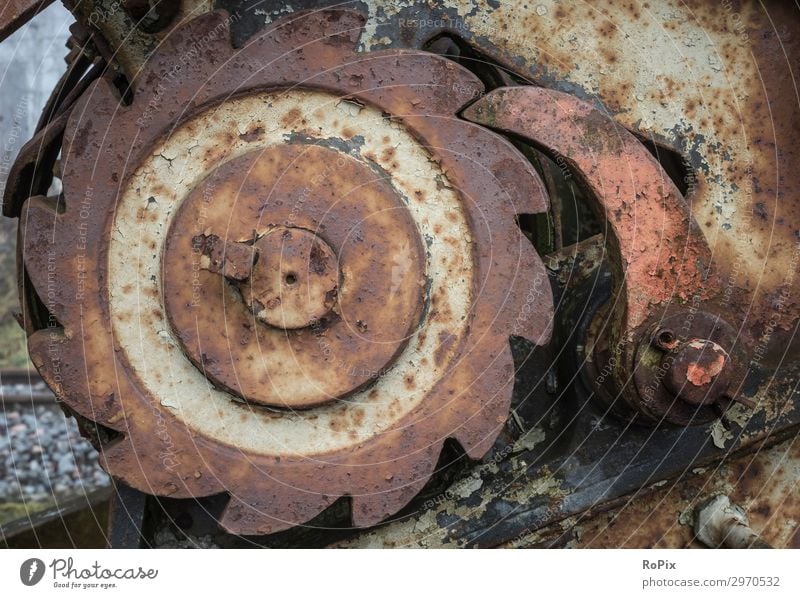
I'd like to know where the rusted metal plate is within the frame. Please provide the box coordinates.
[464,87,716,334]
[215,0,799,367]
[19,9,552,534]
[514,435,800,549]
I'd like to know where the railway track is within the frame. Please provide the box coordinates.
[0,369,55,403]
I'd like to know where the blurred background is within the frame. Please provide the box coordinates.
[0,3,109,546]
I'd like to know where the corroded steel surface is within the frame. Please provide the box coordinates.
[632,312,745,425]
[360,0,799,347]
[512,435,800,549]
[464,87,745,425]
[8,0,798,546]
[19,9,553,534]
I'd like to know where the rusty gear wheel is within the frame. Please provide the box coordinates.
[20,9,553,534]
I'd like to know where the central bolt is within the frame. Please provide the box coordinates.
[242,227,340,329]
[661,338,731,406]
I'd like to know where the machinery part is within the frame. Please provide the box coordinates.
[695,495,772,549]
[122,0,181,34]
[62,0,213,76]
[464,87,746,426]
[17,9,553,534]
[105,484,149,549]
[634,313,757,425]
[660,340,731,406]
[4,0,798,549]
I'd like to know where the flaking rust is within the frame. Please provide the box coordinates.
[516,436,800,549]
[336,447,568,549]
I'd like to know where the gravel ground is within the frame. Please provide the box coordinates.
[0,404,110,502]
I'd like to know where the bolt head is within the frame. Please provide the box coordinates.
[662,339,731,406]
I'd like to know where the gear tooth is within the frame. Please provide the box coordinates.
[61,78,118,200]
[100,433,225,499]
[220,491,337,536]
[350,475,433,528]
[447,340,514,459]
[462,95,489,119]
[337,50,484,115]
[27,329,67,397]
[454,409,507,460]
[508,154,549,214]
[509,241,554,346]
[99,437,159,495]
[439,119,549,214]
[466,85,707,333]
[27,328,128,430]
[20,196,74,323]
